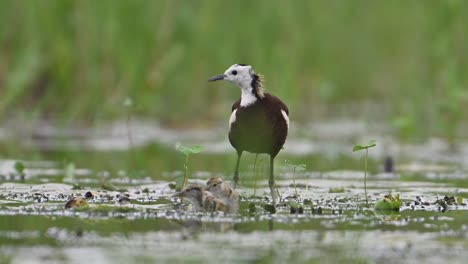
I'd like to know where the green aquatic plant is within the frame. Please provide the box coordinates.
[288,199,303,214]
[63,162,75,183]
[284,160,307,197]
[375,194,401,211]
[353,140,376,206]
[329,187,345,193]
[14,161,25,174]
[175,143,202,192]
[14,161,25,180]
[123,96,144,180]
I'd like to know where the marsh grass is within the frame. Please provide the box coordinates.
[0,1,466,144]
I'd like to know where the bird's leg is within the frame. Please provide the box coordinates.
[269,155,276,204]
[233,151,242,189]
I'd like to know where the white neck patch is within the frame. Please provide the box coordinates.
[240,87,257,107]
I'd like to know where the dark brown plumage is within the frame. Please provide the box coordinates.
[229,93,288,157]
[208,64,289,203]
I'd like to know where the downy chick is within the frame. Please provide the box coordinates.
[173,186,228,213]
[206,177,239,213]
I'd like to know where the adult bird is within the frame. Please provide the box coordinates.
[208,64,289,202]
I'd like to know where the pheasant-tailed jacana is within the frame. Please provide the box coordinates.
[208,64,289,202]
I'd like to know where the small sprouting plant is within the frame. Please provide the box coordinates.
[375,194,401,211]
[14,161,25,180]
[175,143,202,192]
[63,162,75,183]
[353,139,376,206]
[123,96,139,179]
[284,160,306,197]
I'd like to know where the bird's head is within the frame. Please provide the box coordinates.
[206,177,224,194]
[208,64,264,98]
[206,177,223,188]
[173,186,203,203]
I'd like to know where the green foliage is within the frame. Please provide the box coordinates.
[176,144,203,156]
[284,160,307,170]
[248,203,256,215]
[288,199,300,209]
[284,160,306,197]
[63,162,75,182]
[175,143,203,191]
[0,0,466,138]
[14,161,25,174]
[352,140,376,152]
[353,140,377,206]
[391,115,418,142]
[263,204,276,214]
[375,194,401,211]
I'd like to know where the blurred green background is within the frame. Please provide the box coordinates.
[0,0,467,141]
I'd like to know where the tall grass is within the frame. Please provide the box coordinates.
[0,0,466,140]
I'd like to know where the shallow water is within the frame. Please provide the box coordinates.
[1,120,468,263]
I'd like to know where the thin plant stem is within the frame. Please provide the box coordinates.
[364,149,369,206]
[126,110,136,182]
[183,155,189,188]
[293,167,298,197]
[181,154,190,203]
[253,154,258,196]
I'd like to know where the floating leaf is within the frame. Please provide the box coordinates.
[284,160,307,169]
[176,143,203,156]
[353,140,377,152]
[457,196,463,205]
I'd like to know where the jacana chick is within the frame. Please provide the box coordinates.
[174,186,228,213]
[208,64,289,202]
[206,177,239,213]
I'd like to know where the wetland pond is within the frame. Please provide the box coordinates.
[1,119,468,263]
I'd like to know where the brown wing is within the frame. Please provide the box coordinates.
[231,99,241,112]
[264,93,289,157]
[269,94,289,115]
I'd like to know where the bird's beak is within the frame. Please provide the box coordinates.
[172,191,183,198]
[208,74,226,82]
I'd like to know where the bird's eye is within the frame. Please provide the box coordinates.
[231,70,237,75]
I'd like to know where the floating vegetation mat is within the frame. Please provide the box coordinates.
[1,171,468,264]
